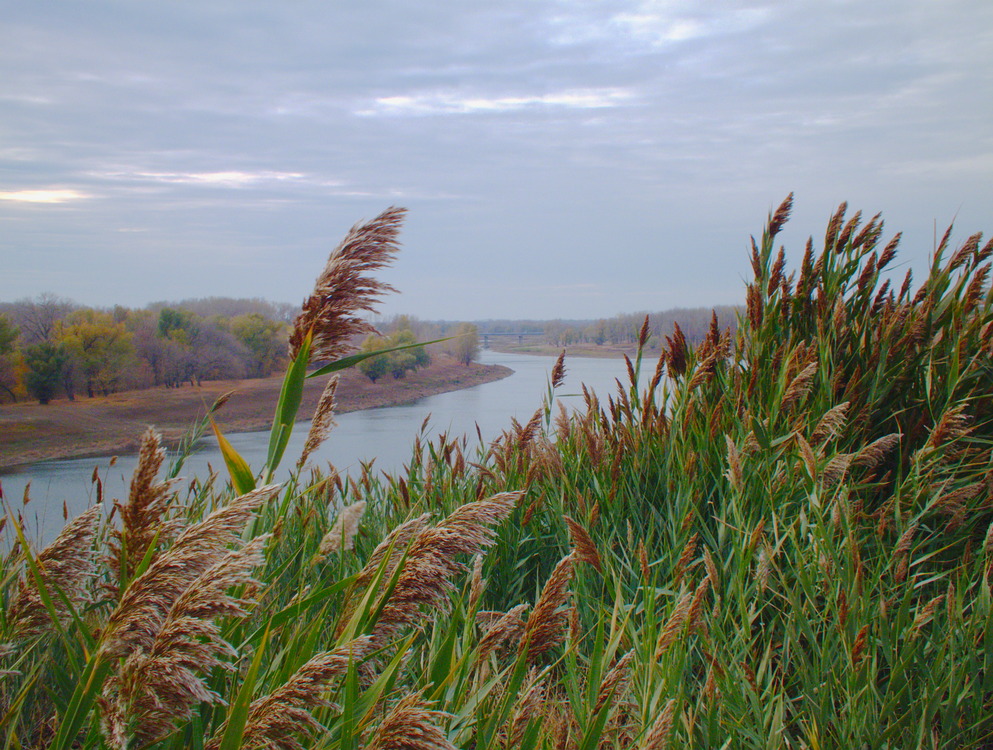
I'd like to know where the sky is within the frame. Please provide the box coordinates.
[1,1,991,321]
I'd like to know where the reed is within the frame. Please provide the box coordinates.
[2,199,991,748]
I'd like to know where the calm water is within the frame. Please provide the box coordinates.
[1,350,651,544]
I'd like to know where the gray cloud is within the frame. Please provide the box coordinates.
[1,0,990,318]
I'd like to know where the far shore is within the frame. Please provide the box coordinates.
[0,355,511,471]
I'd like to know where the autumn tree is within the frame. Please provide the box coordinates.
[229,313,287,377]
[56,309,136,398]
[357,329,430,382]
[451,322,479,366]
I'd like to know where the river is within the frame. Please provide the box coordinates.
[1,350,653,544]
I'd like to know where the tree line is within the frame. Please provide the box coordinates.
[0,295,289,404]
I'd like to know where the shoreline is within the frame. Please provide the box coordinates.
[0,356,512,472]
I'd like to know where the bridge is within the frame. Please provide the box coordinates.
[480,331,544,349]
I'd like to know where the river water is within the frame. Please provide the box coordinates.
[1,350,652,544]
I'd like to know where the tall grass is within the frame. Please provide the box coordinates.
[2,196,992,748]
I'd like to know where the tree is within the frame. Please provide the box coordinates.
[56,309,136,398]
[0,314,19,402]
[6,293,76,344]
[229,313,287,378]
[357,329,431,382]
[451,323,479,366]
[24,341,68,404]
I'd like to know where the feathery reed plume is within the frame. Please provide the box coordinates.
[563,515,602,572]
[355,512,432,588]
[639,698,677,750]
[550,350,567,390]
[507,670,547,747]
[673,533,699,585]
[289,206,406,361]
[891,522,918,584]
[205,637,375,750]
[768,193,794,238]
[654,589,692,658]
[519,553,575,662]
[725,436,742,491]
[318,500,366,556]
[780,360,817,410]
[299,375,339,468]
[812,402,850,444]
[664,323,687,378]
[370,493,519,645]
[469,553,485,611]
[854,433,901,470]
[594,650,634,715]
[100,537,267,749]
[910,594,945,637]
[638,315,651,350]
[365,692,456,750]
[101,485,279,660]
[821,453,853,487]
[110,429,181,590]
[8,504,102,641]
[478,603,529,661]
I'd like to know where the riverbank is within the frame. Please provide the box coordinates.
[0,356,511,470]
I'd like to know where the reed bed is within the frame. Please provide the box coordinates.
[2,198,992,748]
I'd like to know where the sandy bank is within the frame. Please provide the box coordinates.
[0,356,511,470]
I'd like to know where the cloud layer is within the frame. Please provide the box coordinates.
[1,1,990,318]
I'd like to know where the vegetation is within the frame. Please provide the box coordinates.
[2,197,993,749]
[450,322,480,365]
[0,298,291,404]
[357,329,431,382]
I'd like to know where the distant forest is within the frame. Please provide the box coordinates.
[0,295,739,404]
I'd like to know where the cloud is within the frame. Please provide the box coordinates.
[0,188,91,203]
[357,88,635,116]
[95,170,308,188]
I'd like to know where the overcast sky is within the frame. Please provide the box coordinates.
[1,1,990,320]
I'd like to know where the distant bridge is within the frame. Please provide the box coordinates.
[481,331,544,349]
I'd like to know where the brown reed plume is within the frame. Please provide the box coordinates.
[594,649,634,714]
[100,485,279,660]
[299,375,339,468]
[109,428,182,591]
[7,504,102,642]
[505,669,547,747]
[518,553,575,662]
[370,493,520,646]
[477,603,529,661]
[365,692,456,750]
[205,637,376,750]
[638,697,677,750]
[100,537,268,749]
[289,206,406,362]
[563,515,602,572]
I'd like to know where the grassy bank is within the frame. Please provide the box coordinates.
[0,355,510,470]
[2,199,992,748]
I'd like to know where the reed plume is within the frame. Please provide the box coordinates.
[289,207,405,362]
[519,553,575,662]
[100,537,268,748]
[7,504,102,642]
[594,650,634,715]
[563,514,602,572]
[365,692,456,750]
[109,428,182,592]
[370,493,519,645]
[477,603,529,661]
[299,375,339,468]
[318,500,366,556]
[100,485,278,660]
[207,637,376,750]
[639,698,677,750]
